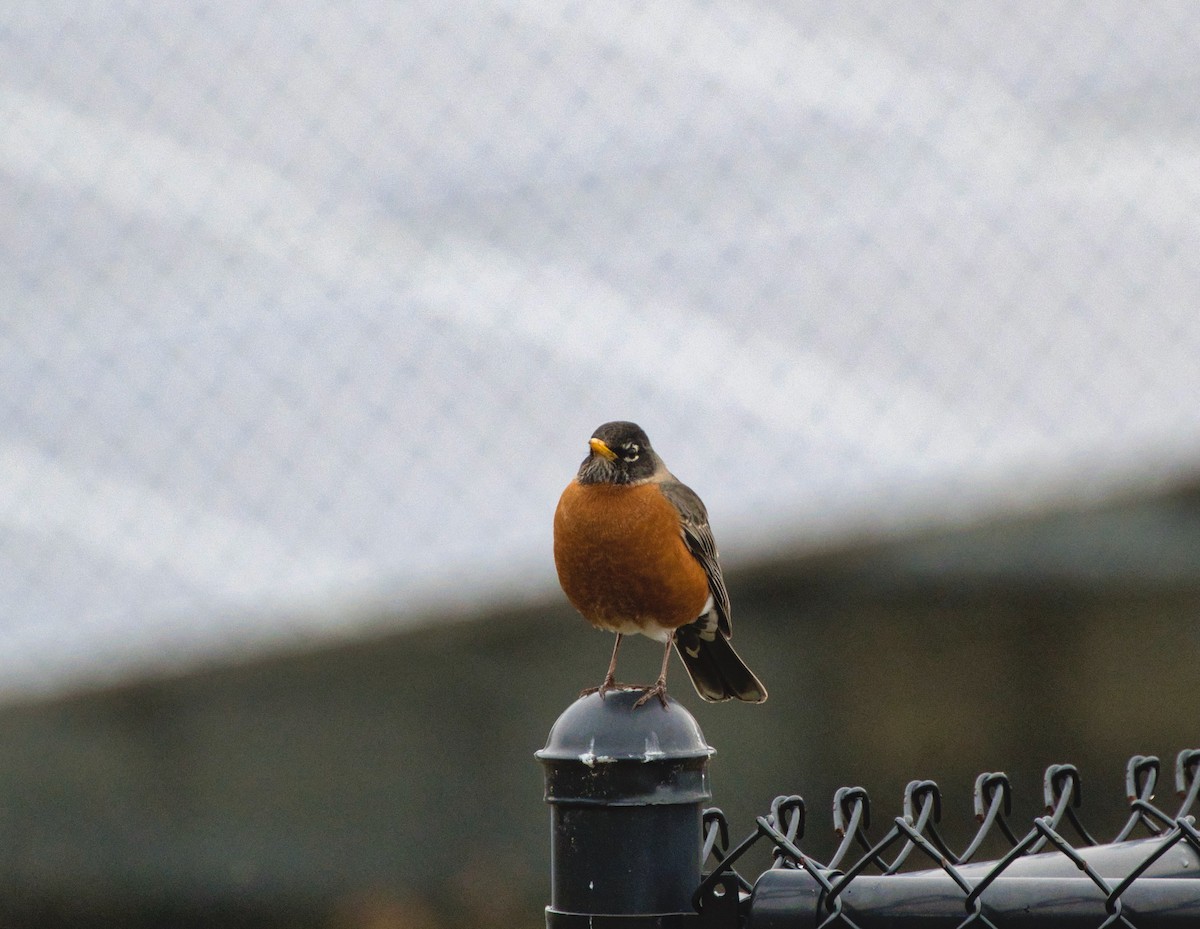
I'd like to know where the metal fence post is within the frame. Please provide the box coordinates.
[537,690,715,927]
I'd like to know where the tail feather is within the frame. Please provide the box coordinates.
[673,626,767,703]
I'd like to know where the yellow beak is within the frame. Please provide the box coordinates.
[589,437,618,461]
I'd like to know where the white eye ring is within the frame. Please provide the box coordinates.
[622,442,640,462]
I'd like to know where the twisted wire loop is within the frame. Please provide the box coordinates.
[697,748,1200,928]
[964,772,1016,857]
[1113,755,1162,842]
[829,786,882,871]
[1175,749,1200,817]
[769,795,807,869]
[1032,763,1098,852]
[697,807,755,901]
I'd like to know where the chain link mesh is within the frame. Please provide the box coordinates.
[3,7,1200,692]
[701,750,1200,928]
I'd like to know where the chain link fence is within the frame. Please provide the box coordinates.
[698,750,1200,927]
[540,693,1200,927]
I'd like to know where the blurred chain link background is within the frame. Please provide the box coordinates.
[4,1,1198,696]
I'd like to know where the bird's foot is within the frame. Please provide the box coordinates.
[633,679,669,709]
[579,677,630,700]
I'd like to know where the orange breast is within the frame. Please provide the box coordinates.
[553,480,711,636]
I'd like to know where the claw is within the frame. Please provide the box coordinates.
[633,679,669,709]
[580,676,630,700]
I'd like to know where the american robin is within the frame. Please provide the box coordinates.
[553,421,767,707]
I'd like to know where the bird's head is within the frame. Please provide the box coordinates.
[576,421,660,485]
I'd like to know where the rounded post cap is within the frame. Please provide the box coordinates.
[537,689,714,765]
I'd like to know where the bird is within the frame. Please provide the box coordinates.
[553,421,767,707]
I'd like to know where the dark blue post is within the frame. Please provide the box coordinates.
[537,690,714,927]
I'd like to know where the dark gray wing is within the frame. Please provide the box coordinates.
[658,479,732,637]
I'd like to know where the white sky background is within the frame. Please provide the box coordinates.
[2,2,1199,698]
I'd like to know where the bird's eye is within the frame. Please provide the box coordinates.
[622,442,640,462]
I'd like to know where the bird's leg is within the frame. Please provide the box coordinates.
[580,634,625,698]
[634,633,673,709]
